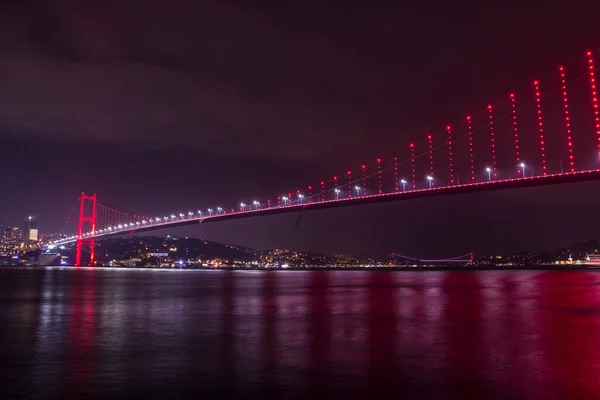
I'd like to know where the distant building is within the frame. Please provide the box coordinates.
[23,216,38,242]
[148,252,169,258]
[8,227,22,240]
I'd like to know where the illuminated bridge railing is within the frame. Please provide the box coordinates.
[50,168,600,247]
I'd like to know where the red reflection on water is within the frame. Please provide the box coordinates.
[366,272,397,396]
[260,271,278,390]
[61,271,97,397]
[308,271,332,398]
[219,271,236,396]
[539,271,600,399]
[443,272,485,399]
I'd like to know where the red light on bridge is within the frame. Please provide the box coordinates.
[427,133,434,185]
[533,80,547,176]
[510,93,521,172]
[333,176,338,199]
[394,156,399,192]
[446,125,454,184]
[466,115,475,182]
[347,170,352,198]
[75,194,97,266]
[361,164,367,195]
[410,143,416,189]
[586,51,600,149]
[487,105,497,177]
[377,158,382,194]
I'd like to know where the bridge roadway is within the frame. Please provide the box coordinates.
[49,169,600,247]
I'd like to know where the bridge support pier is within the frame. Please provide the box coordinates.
[75,193,97,266]
[75,238,95,266]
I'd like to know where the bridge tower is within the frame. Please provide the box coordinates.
[75,193,97,266]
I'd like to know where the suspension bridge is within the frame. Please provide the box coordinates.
[388,253,475,265]
[46,50,600,265]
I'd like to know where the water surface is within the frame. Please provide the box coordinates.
[1,268,599,399]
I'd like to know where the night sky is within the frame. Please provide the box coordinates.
[2,0,600,258]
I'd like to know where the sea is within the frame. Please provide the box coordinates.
[1,267,599,399]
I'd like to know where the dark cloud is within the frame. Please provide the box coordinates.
[0,0,372,160]
[2,1,597,162]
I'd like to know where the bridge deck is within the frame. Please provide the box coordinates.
[49,169,600,246]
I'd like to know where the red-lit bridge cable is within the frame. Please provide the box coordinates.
[320,181,325,202]
[410,143,416,189]
[586,51,600,150]
[446,125,454,184]
[487,105,497,177]
[394,157,399,192]
[466,115,475,182]
[377,158,382,194]
[361,165,367,195]
[533,80,547,175]
[427,134,434,185]
[510,93,521,172]
[559,66,575,172]
[347,170,352,198]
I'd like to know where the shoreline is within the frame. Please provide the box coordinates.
[2,265,600,272]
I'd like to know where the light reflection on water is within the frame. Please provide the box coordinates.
[1,268,600,399]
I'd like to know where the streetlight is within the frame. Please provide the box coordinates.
[282,196,288,206]
[486,167,492,182]
[354,185,361,197]
[520,162,526,178]
[298,194,304,204]
[334,188,341,200]
[400,179,407,192]
[253,200,259,210]
[197,210,202,217]
[427,176,433,189]
[208,208,214,216]
[217,207,223,214]
[240,202,246,211]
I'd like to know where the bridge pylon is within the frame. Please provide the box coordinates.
[75,193,97,266]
